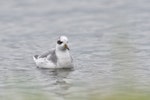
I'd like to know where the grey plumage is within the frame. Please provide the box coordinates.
[34,49,57,64]
[39,50,53,58]
[47,50,57,64]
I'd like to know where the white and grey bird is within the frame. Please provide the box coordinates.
[33,36,73,68]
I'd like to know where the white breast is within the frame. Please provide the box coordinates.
[56,50,73,68]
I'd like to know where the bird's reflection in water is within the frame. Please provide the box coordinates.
[37,68,74,96]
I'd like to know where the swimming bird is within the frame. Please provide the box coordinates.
[33,36,73,68]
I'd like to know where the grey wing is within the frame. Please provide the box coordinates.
[47,50,57,64]
[39,49,55,58]
[71,56,73,62]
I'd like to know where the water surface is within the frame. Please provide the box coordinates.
[0,0,150,100]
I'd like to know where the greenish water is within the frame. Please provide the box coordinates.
[0,0,150,100]
[1,90,150,100]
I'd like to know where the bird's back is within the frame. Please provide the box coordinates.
[33,49,57,68]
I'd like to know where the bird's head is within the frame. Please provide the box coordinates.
[56,36,69,51]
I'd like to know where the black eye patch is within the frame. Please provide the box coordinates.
[57,40,63,44]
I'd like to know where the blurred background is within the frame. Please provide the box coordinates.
[0,0,150,100]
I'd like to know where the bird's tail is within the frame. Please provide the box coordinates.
[33,55,39,62]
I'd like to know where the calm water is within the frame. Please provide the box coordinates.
[0,0,150,100]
